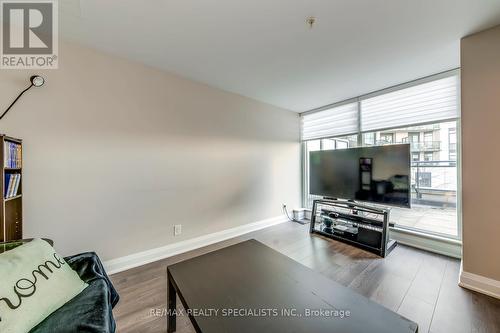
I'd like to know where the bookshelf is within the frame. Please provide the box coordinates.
[0,135,23,242]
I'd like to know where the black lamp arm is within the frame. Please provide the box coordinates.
[1,76,44,121]
[0,83,34,120]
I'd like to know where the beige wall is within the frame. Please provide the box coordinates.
[0,42,301,261]
[461,25,500,281]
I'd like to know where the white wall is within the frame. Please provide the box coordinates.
[0,41,301,261]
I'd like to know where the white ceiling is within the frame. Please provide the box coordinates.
[59,0,500,112]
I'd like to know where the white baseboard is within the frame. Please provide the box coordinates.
[459,262,500,300]
[104,215,288,275]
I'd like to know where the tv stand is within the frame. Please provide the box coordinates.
[309,199,396,257]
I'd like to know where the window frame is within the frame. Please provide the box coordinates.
[418,172,432,187]
[448,128,457,161]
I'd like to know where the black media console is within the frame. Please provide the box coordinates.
[309,198,397,257]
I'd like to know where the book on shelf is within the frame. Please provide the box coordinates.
[4,173,21,198]
[4,174,11,197]
[4,141,22,169]
[13,174,20,197]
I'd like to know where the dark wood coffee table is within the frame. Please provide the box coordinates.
[167,239,418,333]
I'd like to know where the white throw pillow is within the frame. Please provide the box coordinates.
[0,239,88,333]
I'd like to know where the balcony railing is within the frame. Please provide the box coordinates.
[410,141,440,151]
[412,160,457,207]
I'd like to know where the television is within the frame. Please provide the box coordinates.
[309,144,411,208]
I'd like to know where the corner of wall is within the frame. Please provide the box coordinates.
[459,261,500,300]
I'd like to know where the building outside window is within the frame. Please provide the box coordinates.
[408,132,420,143]
[380,133,394,144]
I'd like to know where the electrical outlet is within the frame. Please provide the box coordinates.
[174,224,182,236]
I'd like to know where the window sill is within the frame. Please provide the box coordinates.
[389,226,461,245]
[389,227,462,258]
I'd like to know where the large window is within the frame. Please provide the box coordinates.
[301,71,460,238]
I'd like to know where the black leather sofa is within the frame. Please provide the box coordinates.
[29,252,120,333]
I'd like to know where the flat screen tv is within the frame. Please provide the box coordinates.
[309,144,411,208]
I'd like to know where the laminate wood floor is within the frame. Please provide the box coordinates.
[110,222,500,333]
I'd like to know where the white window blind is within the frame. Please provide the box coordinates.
[301,102,358,140]
[361,75,460,132]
